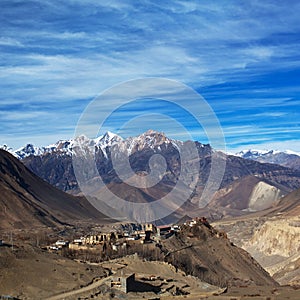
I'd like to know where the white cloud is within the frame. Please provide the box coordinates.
[1,1,300,150]
[0,37,23,47]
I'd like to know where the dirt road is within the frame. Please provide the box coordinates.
[45,275,110,300]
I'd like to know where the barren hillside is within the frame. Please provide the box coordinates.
[0,149,110,231]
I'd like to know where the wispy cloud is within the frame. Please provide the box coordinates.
[1,0,300,151]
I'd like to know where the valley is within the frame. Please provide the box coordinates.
[1,131,300,299]
[3,1,300,299]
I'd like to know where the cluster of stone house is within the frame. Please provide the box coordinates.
[47,218,205,252]
[48,223,160,252]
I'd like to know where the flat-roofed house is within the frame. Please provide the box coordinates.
[110,271,135,293]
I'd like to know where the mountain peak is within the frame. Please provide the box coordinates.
[105,130,118,137]
[284,149,300,156]
[14,143,43,159]
[95,131,123,148]
[236,149,270,157]
[141,129,166,136]
[0,144,12,152]
[101,131,122,142]
[120,129,175,154]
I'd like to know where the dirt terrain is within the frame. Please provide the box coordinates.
[1,239,299,299]
[46,256,226,299]
[161,220,277,288]
[0,243,107,299]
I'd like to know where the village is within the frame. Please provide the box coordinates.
[42,217,218,297]
[46,218,210,254]
[0,216,233,299]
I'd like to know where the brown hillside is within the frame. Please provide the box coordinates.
[208,175,289,211]
[161,219,278,288]
[270,188,300,216]
[0,149,110,231]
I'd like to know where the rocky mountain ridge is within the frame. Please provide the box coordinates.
[236,149,300,170]
[5,133,300,166]
[161,218,277,287]
[3,130,300,220]
[4,130,183,160]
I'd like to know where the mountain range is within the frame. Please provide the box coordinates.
[236,149,300,170]
[6,133,300,170]
[1,131,299,289]
[2,130,300,221]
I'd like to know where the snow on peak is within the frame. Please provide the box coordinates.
[95,131,123,147]
[11,131,299,163]
[14,144,44,159]
[43,139,75,156]
[93,131,123,158]
[236,149,270,157]
[284,149,300,156]
[118,130,174,155]
[6,130,187,159]
[104,130,120,139]
[236,149,300,158]
[0,144,13,152]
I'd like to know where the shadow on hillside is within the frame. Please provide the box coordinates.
[130,280,161,293]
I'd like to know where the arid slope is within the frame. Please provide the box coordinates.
[0,149,110,230]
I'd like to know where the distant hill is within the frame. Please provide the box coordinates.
[267,187,300,217]
[0,149,111,231]
[200,175,290,218]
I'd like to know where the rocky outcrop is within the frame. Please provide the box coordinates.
[244,218,300,258]
[243,217,300,286]
[207,175,288,213]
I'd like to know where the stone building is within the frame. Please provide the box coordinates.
[110,271,135,293]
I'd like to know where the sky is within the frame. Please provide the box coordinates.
[1,0,300,152]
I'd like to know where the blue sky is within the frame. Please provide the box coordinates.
[1,0,300,152]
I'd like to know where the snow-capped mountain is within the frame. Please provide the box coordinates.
[14,144,45,159]
[10,130,179,160]
[95,131,122,146]
[10,131,123,160]
[116,129,181,154]
[236,149,271,159]
[3,130,300,220]
[236,149,300,170]
[7,134,300,173]
[6,130,211,192]
[0,144,13,153]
